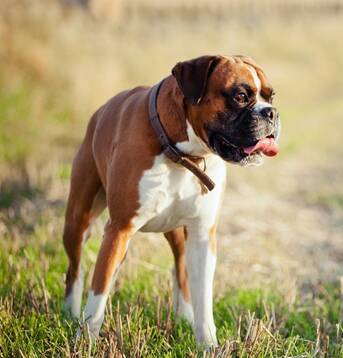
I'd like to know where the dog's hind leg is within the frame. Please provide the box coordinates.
[82,187,107,243]
[165,227,194,324]
[63,141,106,318]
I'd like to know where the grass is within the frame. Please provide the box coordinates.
[1,227,343,357]
[0,205,343,357]
[1,0,343,356]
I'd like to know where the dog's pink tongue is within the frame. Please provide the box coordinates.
[243,137,279,157]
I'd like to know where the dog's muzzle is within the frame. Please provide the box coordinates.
[208,103,281,165]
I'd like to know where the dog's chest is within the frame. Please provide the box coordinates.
[137,154,225,233]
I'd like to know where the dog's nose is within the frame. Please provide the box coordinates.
[260,107,278,123]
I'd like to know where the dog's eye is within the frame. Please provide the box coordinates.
[234,92,248,104]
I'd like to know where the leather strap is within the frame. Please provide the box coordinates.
[148,80,215,192]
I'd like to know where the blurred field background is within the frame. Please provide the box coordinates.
[1,0,343,356]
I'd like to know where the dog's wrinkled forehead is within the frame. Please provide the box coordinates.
[210,55,274,104]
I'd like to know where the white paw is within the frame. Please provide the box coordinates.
[195,322,218,349]
[64,297,81,319]
[64,272,84,318]
[76,321,101,341]
[171,268,194,325]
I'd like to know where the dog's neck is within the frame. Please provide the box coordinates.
[176,121,212,157]
[156,76,212,157]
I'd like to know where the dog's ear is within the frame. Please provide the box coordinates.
[172,55,221,105]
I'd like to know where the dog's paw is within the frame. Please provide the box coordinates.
[76,322,100,342]
[195,322,218,349]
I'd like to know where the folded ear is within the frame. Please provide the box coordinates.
[172,55,221,105]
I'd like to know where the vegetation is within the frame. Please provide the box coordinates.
[1,210,343,356]
[1,0,343,356]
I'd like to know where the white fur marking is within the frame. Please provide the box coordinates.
[137,153,226,233]
[249,66,261,94]
[176,121,210,156]
[248,66,272,110]
[186,231,218,348]
[171,268,194,324]
[65,269,84,318]
[82,290,107,339]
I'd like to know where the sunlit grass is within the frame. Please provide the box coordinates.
[1,207,343,357]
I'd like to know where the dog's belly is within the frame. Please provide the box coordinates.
[136,154,226,233]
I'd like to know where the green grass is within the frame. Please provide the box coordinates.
[0,205,343,357]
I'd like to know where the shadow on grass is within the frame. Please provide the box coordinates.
[0,176,65,237]
[0,178,43,210]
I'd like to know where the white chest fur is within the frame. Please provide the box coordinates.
[137,153,226,233]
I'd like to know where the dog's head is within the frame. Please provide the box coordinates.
[172,55,280,166]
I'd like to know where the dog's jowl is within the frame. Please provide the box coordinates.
[63,55,280,348]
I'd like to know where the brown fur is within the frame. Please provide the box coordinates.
[185,56,273,146]
[164,227,191,303]
[63,55,272,297]
[92,223,132,294]
[63,77,189,296]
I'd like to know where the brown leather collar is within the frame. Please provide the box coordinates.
[148,79,215,192]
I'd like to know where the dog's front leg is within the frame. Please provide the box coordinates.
[185,224,218,348]
[81,220,131,339]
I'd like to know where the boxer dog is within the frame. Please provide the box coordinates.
[63,55,280,348]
